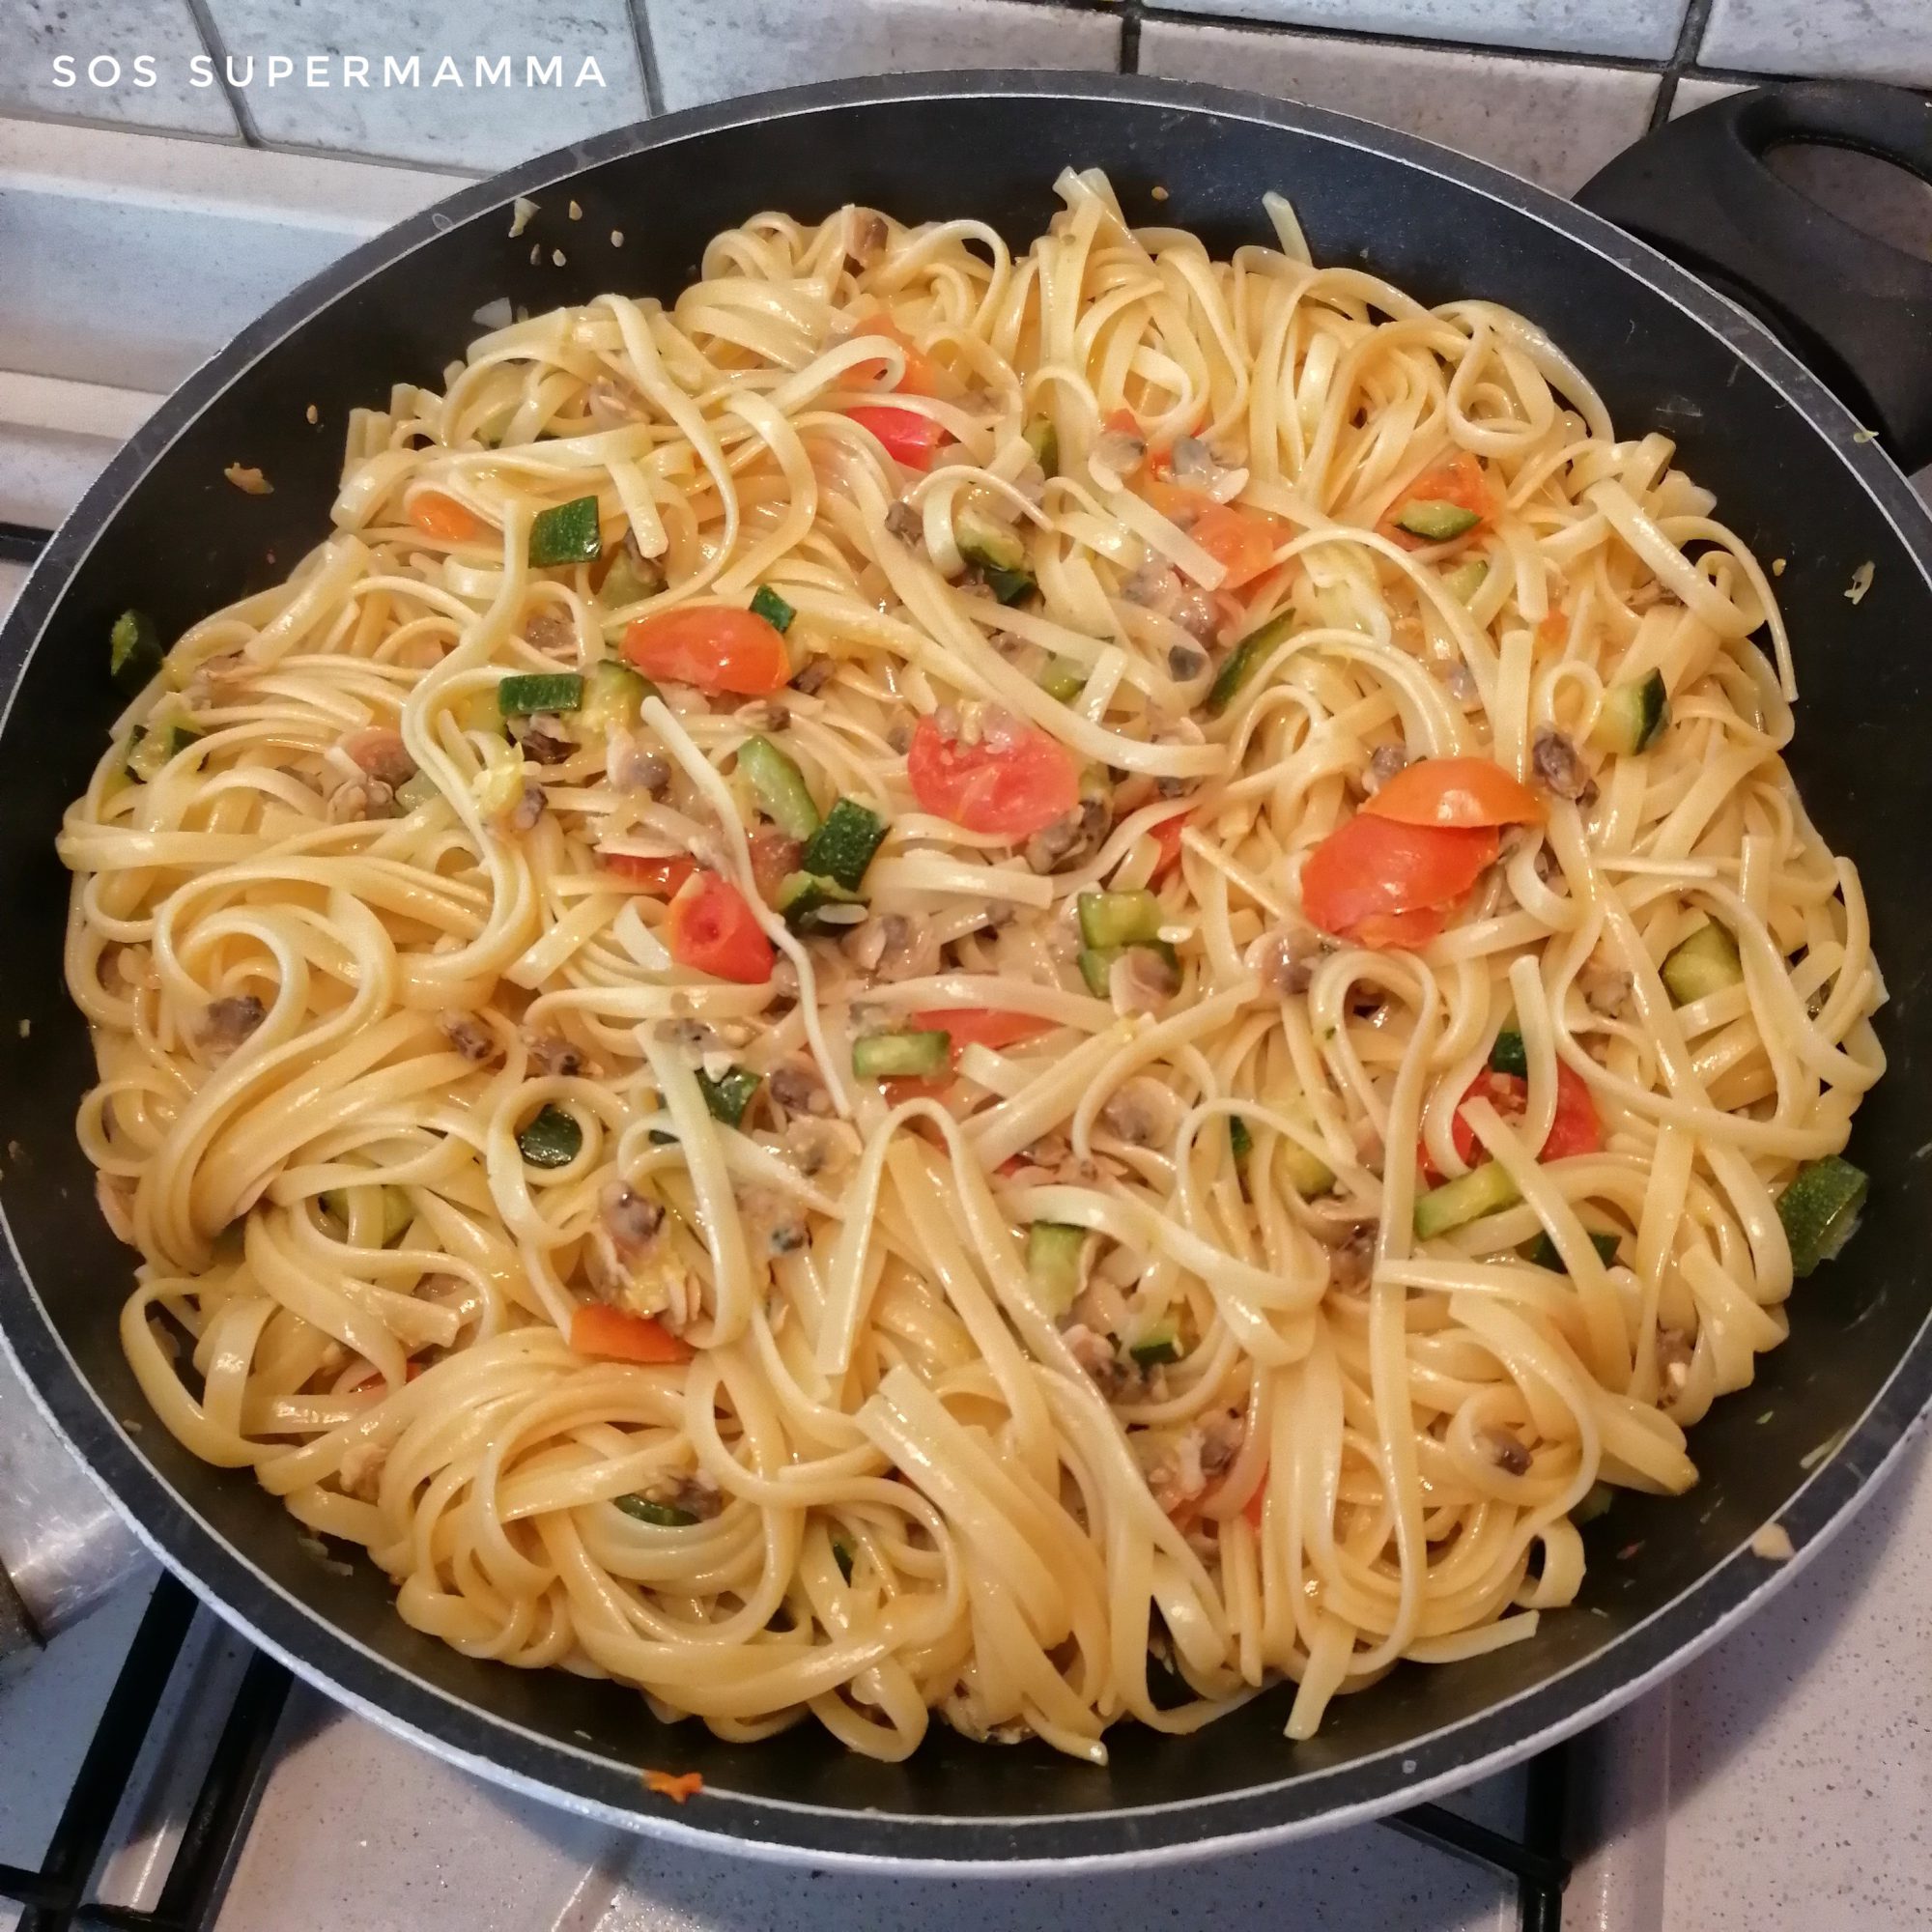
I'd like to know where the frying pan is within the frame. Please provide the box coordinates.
[3,71,1931,1869]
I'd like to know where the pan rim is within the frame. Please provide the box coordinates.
[4,66,1931,1865]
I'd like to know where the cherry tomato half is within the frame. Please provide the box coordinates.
[665,872,774,983]
[1363,756,1545,831]
[622,606,790,696]
[905,711,1079,838]
[1300,813,1498,947]
[846,405,949,472]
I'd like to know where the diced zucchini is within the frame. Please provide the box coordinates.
[696,1067,761,1128]
[580,659,656,733]
[1776,1154,1869,1277]
[527,495,602,567]
[1414,1160,1521,1239]
[616,1495,696,1526]
[1229,1116,1253,1162]
[597,547,666,610]
[125,721,201,782]
[738,734,821,839]
[1077,889,1162,950]
[1023,417,1058,476]
[1026,1222,1088,1317]
[458,688,510,736]
[517,1103,582,1168]
[832,1539,855,1582]
[1442,558,1489,604]
[1078,938,1179,999]
[110,610,164,696]
[1395,499,1482,542]
[750,585,796,634]
[394,769,440,813]
[957,508,1035,604]
[799,798,887,892]
[321,1183,413,1246]
[1128,1324,1181,1368]
[1038,654,1089,702]
[852,1029,952,1079]
[1208,611,1293,716]
[498,671,584,717]
[1524,1228,1621,1271]
[775,869,866,933]
[1282,1137,1336,1200]
[1573,1481,1616,1523]
[1596,669,1670,755]
[1661,921,1743,1006]
[1491,1028,1528,1078]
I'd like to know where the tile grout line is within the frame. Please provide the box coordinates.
[626,0,668,119]
[180,0,265,149]
[1651,0,1721,127]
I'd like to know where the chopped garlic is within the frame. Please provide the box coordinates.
[304,404,319,425]
[1846,561,1874,606]
[224,463,272,496]
[568,199,582,221]
[1749,1522,1794,1562]
[508,196,538,238]
[552,248,567,269]
[611,228,625,247]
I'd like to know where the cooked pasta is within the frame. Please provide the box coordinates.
[57,169,1884,1765]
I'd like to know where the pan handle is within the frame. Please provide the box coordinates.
[1576,80,1932,472]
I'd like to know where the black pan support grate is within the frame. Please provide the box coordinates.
[0,517,1569,1929]
[0,1574,1570,1931]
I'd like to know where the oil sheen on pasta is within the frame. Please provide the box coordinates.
[57,170,1885,1765]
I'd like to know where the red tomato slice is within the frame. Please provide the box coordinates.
[409,491,484,542]
[846,404,948,472]
[911,1009,1054,1051]
[1189,503,1290,588]
[600,852,696,898]
[1243,1475,1267,1529]
[905,711,1079,838]
[881,1073,956,1104]
[622,607,790,695]
[1151,812,1187,882]
[665,872,774,983]
[570,1304,693,1365]
[1445,1063,1603,1170]
[1300,815,1497,943]
[1380,450,1492,550]
[1363,757,1546,830]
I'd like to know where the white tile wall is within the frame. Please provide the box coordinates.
[645,0,1120,113]
[198,0,649,171]
[1148,0,1687,64]
[0,0,237,139]
[1140,17,1660,194]
[1699,0,1932,88]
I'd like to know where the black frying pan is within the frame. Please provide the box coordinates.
[3,72,1931,1868]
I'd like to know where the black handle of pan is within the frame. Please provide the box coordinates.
[1576,80,1932,472]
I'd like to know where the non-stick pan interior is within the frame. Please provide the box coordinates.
[3,78,1930,1860]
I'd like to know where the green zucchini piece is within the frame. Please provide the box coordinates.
[1414,1159,1521,1239]
[956,507,1027,575]
[126,722,202,782]
[1524,1228,1621,1272]
[1442,558,1489,604]
[1077,889,1162,950]
[852,1030,951,1079]
[1282,1135,1336,1201]
[517,1102,582,1168]
[110,610,164,696]
[750,585,796,634]
[597,547,666,610]
[1037,654,1089,703]
[1023,416,1058,476]
[1596,669,1670,755]
[1661,921,1743,1006]
[1573,1480,1616,1523]
[394,769,440,813]
[1776,1154,1869,1277]
[799,797,887,892]
[1207,610,1293,716]
[1026,1222,1088,1317]
[1128,1324,1181,1368]
[527,495,602,567]
[321,1183,413,1247]
[833,1539,855,1582]
[1078,938,1179,999]
[1491,1028,1528,1079]
[775,869,866,933]
[1394,499,1482,542]
[738,734,821,839]
[458,689,510,737]
[497,671,584,717]
[615,1495,697,1527]
[580,660,655,733]
[696,1067,761,1129]
[1229,1116,1253,1162]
